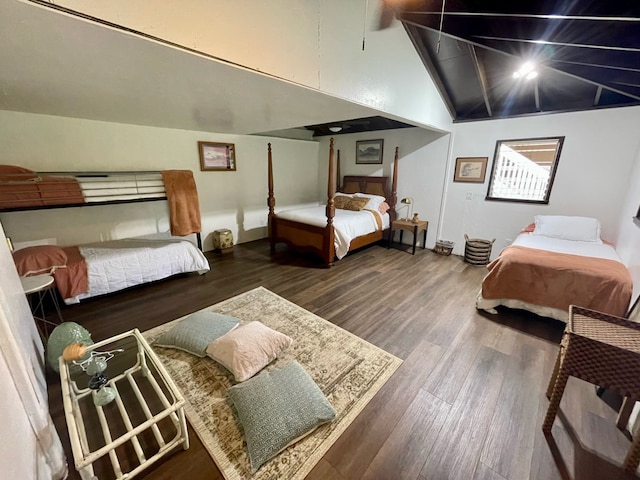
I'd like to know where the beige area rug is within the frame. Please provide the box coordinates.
[142,286,402,480]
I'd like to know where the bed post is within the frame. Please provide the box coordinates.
[389,146,399,222]
[336,149,342,192]
[325,138,336,266]
[267,143,276,253]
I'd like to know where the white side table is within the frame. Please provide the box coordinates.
[21,274,63,337]
[59,329,189,479]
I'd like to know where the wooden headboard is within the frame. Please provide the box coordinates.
[340,176,391,201]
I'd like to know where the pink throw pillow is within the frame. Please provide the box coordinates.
[378,201,390,215]
[13,245,68,276]
[206,321,293,382]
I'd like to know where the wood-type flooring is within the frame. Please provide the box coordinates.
[45,239,638,480]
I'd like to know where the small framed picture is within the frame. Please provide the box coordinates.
[453,157,488,183]
[198,142,236,171]
[356,139,384,164]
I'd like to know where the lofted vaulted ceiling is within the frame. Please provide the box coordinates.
[393,0,640,121]
[2,1,639,138]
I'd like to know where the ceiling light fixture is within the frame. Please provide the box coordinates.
[513,61,538,80]
[328,126,342,133]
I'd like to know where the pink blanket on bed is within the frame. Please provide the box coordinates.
[481,245,632,317]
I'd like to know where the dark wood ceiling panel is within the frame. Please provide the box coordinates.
[398,1,640,121]
[304,116,414,137]
[418,31,486,116]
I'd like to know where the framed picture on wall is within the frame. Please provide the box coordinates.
[453,157,488,182]
[356,139,384,164]
[198,141,236,171]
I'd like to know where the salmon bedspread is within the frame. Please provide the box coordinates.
[54,246,89,299]
[481,245,632,318]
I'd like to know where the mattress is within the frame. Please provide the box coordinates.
[64,232,210,304]
[476,233,632,322]
[276,205,389,259]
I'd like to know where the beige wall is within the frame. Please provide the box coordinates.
[0,111,321,250]
[50,0,453,132]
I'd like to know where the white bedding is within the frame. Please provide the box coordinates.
[512,233,621,261]
[476,233,625,322]
[64,232,210,304]
[276,205,389,259]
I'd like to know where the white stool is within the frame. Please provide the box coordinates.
[21,274,63,338]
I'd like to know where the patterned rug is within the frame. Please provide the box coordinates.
[142,286,403,480]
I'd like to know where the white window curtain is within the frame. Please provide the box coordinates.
[0,221,66,479]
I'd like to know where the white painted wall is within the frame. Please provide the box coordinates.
[440,107,640,258]
[615,141,640,302]
[317,127,450,248]
[0,111,320,250]
[50,0,453,132]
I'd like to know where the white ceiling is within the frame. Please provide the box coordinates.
[0,1,385,135]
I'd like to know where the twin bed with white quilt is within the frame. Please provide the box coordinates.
[476,215,633,322]
[12,232,210,304]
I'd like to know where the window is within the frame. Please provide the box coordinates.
[486,136,564,204]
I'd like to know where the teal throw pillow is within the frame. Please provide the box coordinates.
[153,311,240,357]
[228,360,336,472]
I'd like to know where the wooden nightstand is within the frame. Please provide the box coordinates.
[388,219,428,255]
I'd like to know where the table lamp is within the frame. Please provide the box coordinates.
[400,197,413,220]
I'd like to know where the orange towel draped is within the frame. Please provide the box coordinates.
[161,170,202,236]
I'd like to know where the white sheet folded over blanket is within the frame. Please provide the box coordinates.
[65,232,209,304]
[276,205,389,259]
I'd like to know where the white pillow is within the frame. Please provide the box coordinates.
[532,215,602,243]
[354,192,385,211]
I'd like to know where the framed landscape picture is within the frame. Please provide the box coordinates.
[453,157,488,182]
[198,141,236,171]
[356,139,384,164]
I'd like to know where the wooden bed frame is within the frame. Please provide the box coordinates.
[267,138,399,266]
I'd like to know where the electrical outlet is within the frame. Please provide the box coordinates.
[466,192,473,200]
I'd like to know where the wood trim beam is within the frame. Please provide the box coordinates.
[469,44,493,117]
[594,86,603,106]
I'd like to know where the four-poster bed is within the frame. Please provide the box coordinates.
[267,138,399,266]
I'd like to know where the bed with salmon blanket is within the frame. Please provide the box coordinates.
[13,233,210,305]
[476,216,633,322]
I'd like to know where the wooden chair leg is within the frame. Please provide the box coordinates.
[546,338,568,400]
[543,371,569,434]
[624,429,640,473]
[618,397,636,430]
[546,352,562,400]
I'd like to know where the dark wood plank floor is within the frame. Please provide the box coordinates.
[45,239,638,480]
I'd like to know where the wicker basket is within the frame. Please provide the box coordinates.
[434,240,454,256]
[464,234,495,265]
